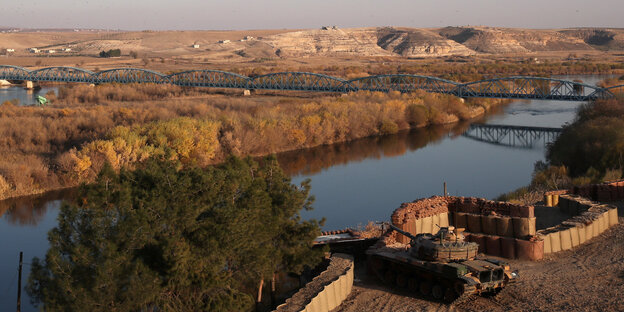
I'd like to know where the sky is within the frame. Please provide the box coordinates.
[2,0,623,30]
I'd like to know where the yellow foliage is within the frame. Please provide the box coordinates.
[289,129,307,146]
[0,174,11,196]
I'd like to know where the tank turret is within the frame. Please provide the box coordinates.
[388,224,479,261]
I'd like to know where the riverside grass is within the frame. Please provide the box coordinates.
[0,83,504,200]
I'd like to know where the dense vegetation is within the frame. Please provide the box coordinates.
[548,98,624,178]
[499,94,624,203]
[27,157,325,311]
[227,60,624,83]
[0,83,502,200]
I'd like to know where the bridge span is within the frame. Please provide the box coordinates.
[462,124,563,149]
[1,65,623,101]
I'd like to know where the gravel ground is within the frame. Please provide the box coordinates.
[333,217,624,312]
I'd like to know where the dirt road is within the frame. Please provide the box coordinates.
[334,218,624,312]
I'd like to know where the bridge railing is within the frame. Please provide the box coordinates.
[0,65,620,101]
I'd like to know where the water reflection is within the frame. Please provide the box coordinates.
[0,189,76,226]
[278,121,475,177]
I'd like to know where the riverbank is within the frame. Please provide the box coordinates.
[0,84,508,201]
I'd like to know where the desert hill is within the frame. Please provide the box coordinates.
[1,27,624,60]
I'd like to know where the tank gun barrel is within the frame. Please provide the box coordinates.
[388,223,417,241]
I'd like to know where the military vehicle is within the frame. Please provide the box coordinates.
[367,224,518,303]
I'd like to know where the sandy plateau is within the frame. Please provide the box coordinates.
[1,26,624,72]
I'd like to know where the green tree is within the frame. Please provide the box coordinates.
[547,99,624,176]
[27,156,324,311]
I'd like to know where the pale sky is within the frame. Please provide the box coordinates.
[2,0,622,30]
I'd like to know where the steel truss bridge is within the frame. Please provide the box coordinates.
[462,124,563,149]
[1,65,623,101]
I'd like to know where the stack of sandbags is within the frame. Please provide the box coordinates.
[390,196,453,242]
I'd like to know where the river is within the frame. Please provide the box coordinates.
[0,85,57,106]
[0,75,608,311]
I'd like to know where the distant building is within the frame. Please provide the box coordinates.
[61,48,72,52]
[46,49,56,54]
[29,48,39,53]
[240,36,254,42]
[192,44,200,48]
[5,49,14,53]
[218,40,231,44]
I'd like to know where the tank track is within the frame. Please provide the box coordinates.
[369,261,475,304]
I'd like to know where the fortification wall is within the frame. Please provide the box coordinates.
[539,195,618,254]
[391,193,620,261]
[544,179,624,204]
[390,196,543,260]
[275,253,354,312]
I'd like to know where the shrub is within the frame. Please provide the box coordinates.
[379,120,399,135]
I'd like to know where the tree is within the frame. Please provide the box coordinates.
[99,49,122,58]
[27,156,325,311]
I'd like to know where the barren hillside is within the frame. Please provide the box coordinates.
[438,26,594,53]
[1,27,623,61]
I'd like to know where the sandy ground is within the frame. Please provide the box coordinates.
[333,217,624,312]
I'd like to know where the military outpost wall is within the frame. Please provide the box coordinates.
[391,190,620,261]
[275,254,354,312]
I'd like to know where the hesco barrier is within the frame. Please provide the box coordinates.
[538,196,618,255]
[391,196,541,260]
[391,195,619,261]
[275,253,354,312]
[544,179,624,205]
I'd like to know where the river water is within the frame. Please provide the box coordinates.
[0,76,608,311]
[0,85,57,106]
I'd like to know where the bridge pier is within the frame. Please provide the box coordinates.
[24,80,34,89]
[0,79,10,86]
[243,89,257,96]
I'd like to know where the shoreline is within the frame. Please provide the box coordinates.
[0,97,505,202]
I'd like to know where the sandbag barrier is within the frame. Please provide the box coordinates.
[538,197,619,255]
[544,179,624,205]
[275,254,354,312]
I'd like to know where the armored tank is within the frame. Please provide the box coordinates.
[367,224,517,303]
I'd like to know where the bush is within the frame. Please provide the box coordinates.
[99,49,122,58]
[379,120,399,135]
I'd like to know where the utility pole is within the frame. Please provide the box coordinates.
[443,182,447,197]
[17,251,23,312]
